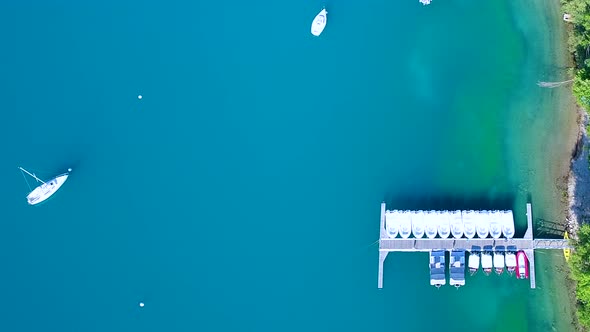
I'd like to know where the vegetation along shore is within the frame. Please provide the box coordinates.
[559,0,590,329]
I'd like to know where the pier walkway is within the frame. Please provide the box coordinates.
[378,203,571,289]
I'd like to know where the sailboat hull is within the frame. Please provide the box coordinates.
[311,9,328,36]
[26,174,69,205]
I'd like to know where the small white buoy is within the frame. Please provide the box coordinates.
[68,168,72,172]
[139,302,145,308]
[137,95,143,100]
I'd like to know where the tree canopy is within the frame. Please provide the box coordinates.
[563,0,590,112]
[570,224,590,327]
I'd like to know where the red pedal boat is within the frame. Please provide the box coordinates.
[516,251,529,279]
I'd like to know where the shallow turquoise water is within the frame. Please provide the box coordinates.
[0,0,577,331]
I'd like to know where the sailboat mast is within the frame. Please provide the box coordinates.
[18,167,45,184]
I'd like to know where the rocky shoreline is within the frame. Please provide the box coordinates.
[567,107,590,238]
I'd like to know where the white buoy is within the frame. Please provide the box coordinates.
[68,168,72,172]
[139,302,145,308]
[137,95,143,100]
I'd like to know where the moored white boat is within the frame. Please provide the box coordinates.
[468,251,480,276]
[430,250,446,288]
[424,210,438,239]
[505,251,517,275]
[462,210,476,239]
[450,210,464,239]
[475,210,490,238]
[385,210,400,238]
[437,211,451,239]
[399,211,412,239]
[502,210,515,238]
[411,210,425,238]
[19,167,70,205]
[310,8,328,36]
[493,251,505,275]
[489,210,503,239]
[481,251,493,276]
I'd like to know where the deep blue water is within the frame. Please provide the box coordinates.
[0,0,577,331]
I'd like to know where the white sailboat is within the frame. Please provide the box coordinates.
[311,8,328,36]
[19,167,70,205]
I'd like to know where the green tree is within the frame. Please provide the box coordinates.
[573,70,590,107]
[570,224,590,327]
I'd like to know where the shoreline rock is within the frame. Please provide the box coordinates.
[567,106,590,238]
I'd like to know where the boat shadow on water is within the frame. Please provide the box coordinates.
[383,194,516,213]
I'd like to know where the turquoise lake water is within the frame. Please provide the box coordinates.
[0,0,579,331]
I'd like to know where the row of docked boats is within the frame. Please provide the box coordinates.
[468,248,529,279]
[385,210,515,239]
[430,249,529,288]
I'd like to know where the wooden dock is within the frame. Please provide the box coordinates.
[525,204,536,288]
[378,203,571,289]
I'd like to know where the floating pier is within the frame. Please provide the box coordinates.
[378,203,570,289]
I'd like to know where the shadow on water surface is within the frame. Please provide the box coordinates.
[382,192,568,239]
[536,218,567,238]
[382,193,516,212]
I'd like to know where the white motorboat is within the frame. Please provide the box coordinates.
[411,210,425,238]
[468,251,480,275]
[450,210,464,239]
[385,210,400,238]
[481,251,493,276]
[437,211,451,239]
[505,251,517,275]
[489,210,503,239]
[310,8,328,36]
[424,210,438,239]
[19,167,70,205]
[399,210,412,239]
[462,210,476,239]
[475,210,490,239]
[502,210,515,238]
[493,251,505,275]
[449,250,466,288]
[430,250,446,288]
